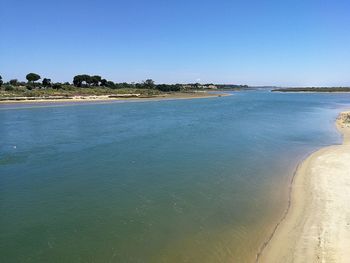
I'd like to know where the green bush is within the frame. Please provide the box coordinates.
[4,85,14,91]
[52,83,62,89]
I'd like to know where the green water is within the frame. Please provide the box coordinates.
[1,91,349,262]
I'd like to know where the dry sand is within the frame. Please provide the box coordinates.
[258,111,350,262]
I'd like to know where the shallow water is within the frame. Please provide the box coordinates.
[1,91,350,262]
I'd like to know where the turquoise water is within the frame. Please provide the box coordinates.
[1,91,350,262]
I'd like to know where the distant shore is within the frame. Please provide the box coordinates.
[258,111,350,262]
[272,87,350,93]
[0,92,230,105]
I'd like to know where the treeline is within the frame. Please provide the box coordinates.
[0,73,69,90]
[0,73,249,92]
[72,75,182,91]
[216,84,249,89]
[0,73,182,92]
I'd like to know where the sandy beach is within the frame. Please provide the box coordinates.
[258,111,350,262]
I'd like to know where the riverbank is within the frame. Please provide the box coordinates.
[258,111,350,262]
[0,92,229,104]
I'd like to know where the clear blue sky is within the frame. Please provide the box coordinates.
[1,0,350,86]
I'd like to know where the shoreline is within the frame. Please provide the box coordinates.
[272,91,350,94]
[258,111,350,262]
[0,92,230,105]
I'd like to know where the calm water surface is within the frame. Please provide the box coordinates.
[1,91,350,262]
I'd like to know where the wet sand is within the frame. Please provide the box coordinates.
[258,111,350,262]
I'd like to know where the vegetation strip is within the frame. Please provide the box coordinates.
[0,73,246,100]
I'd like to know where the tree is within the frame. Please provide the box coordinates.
[73,75,83,87]
[100,79,108,87]
[106,81,115,88]
[91,75,102,86]
[9,79,19,86]
[73,74,91,87]
[42,78,51,87]
[143,79,155,89]
[0,75,3,87]
[26,73,41,83]
[157,84,181,92]
[83,75,92,86]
